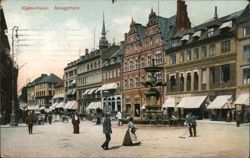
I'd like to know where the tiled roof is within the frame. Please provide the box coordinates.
[37,74,61,84]
[157,15,176,42]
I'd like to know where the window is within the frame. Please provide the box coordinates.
[169,76,176,92]
[209,43,216,57]
[243,45,250,60]
[135,77,140,88]
[103,73,106,80]
[208,28,214,37]
[187,50,192,61]
[130,78,134,88]
[113,70,116,78]
[140,58,145,68]
[202,69,207,84]
[155,73,162,82]
[135,59,140,69]
[169,54,176,64]
[221,40,230,53]
[186,73,191,91]
[147,56,152,66]
[243,25,250,36]
[155,53,163,65]
[180,74,184,92]
[221,64,230,83]
[193,72,199,91]
[117,69,121,77]
[194,48,199,60]
[107,72,109,79]
[180,51,185,63]
[150,37,154,46]
[242,67,250,85]
[172,39,178,47]
[124,80,129,89]
[201,46,207,58]
[129,60,134,70]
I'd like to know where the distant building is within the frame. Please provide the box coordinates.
[27,74,61,109]
[0,6,18,124]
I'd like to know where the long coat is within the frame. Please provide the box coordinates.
[26,113,33,125]
[103,117,112,134]
[72,114,80,133]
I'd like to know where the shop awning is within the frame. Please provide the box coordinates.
[51,102,58,108]
[69,101,78,109]
[162,98,177,108]
[56,102,65,108]
[82,89,90,96]
[93,102,102,109]
[27,105,40,110]
[207,95,232,109]
[52,93,64,99]
[234,94,249,106]
[67,89,73,95]
[72,88,76,95]
[88,88,97,95]
[177,96,207,109]
[86,102,97,111]
[98,83,118,91]
[64,101,73,109]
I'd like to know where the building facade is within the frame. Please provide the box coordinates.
[235,4,250,122]
[164,5,248,120]
[64,60,78,101]
[0,6,18,124]
[122,6,179,117]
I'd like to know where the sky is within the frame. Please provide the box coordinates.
[1,0,248,92]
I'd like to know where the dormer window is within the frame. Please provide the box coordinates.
[181,34,190,42]
[192,30,201,39]
[219,20,232,30]
[208,28,214,37]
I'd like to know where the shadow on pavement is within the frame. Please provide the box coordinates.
[109,145,122,150]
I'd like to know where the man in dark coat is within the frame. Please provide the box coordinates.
[26,111,33,134]
[72,112,80,134]
[101,114,112,150]
[186,112,197,137]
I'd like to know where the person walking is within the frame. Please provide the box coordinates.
[186,112,197,137]
[48,112,52,124]
[116,111,122,126]
[101,114,112,150]
[72,112,80,134]
[235,111,241,127]
[26,111,33,134]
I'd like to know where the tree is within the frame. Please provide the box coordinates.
[19,86,27,103]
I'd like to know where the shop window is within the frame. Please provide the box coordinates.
[221,64,230,83]
[180,74,184,92]
[194,72,199,90]
[170,76,176,92]
[187,73,191,91]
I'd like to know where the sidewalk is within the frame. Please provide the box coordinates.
[197,119,250,126]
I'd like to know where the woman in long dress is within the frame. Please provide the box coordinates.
[122,117,141,146]
[72,112,80,134]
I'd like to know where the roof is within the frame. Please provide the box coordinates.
[135,24,146,43]
[156,15,176,42]
[101,44,120,60]
[166,8,245,50]
[37,73,61,84]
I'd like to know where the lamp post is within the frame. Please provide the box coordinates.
[10,26,19,126]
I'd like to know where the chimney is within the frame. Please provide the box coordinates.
[85,49,89,55]
[176,0,191,32]
[124,33,128,41]
[214,6,218,19]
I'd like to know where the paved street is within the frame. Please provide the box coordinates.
[1,120,249,158]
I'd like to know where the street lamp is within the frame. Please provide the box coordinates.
[10,26,19,126]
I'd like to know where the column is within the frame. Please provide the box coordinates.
[206,67,210,90]
[198,69,202,91]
